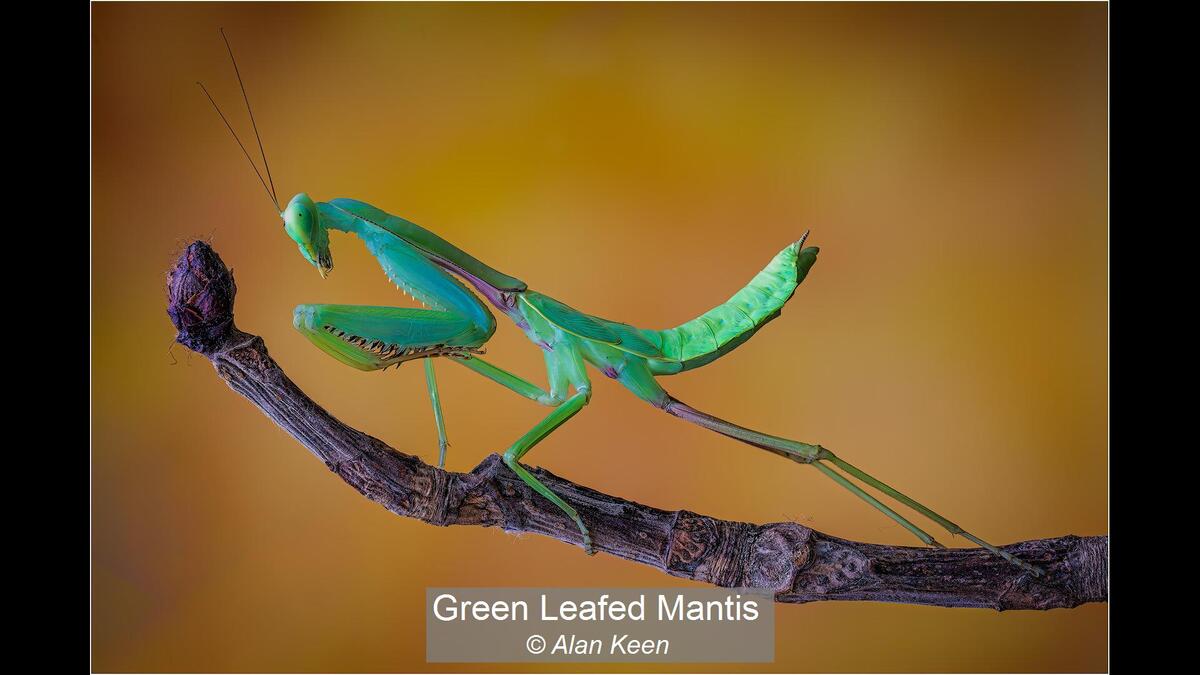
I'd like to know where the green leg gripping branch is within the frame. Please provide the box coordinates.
[502,389,594,554]
[821,451,1044,576]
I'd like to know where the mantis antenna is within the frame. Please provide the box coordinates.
[219,28,278,210]
[197,28,280,212]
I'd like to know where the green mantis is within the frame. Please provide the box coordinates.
[200,31,1043,576]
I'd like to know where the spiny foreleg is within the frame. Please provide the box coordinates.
[292,304,488,371]
[293,303,489,467]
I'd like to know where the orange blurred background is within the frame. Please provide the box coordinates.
[92,2,1107,672]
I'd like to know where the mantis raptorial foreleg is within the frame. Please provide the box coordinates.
[292,304,487,371]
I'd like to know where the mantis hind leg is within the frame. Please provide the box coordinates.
[616,363,1043,575]
[662,396,946,549]
[816,451,1043,575]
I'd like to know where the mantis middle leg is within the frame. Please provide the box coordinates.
[431,353,577,467]
[503,390,593,552]
[497,342,596,553]
[424,359,449,468]
[441,347,597,551]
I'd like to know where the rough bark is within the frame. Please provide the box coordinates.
[166,241,1107,610]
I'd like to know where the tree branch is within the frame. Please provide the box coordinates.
[166,241,1107,611]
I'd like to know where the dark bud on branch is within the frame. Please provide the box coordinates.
[166,241,238,355]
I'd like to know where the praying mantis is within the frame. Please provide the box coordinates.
[199,30,1042,576]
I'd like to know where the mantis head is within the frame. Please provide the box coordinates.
[282,193,333,277]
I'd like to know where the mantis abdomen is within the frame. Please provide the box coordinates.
[645,238,819,374]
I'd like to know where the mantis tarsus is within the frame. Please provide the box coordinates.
[199,31,1042,576]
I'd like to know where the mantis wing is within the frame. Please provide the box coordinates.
[597,319,668,360]
[521,292,668,361]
